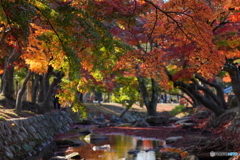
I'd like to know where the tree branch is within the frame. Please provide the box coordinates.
[195,74,227,109]
[144,0,192,41]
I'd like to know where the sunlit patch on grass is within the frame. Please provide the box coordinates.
[0,94,5,100]
[19,110,36,117]
[0,116,6,121]
[4,110,18,117]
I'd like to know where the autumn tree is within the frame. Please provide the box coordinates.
[148,0,240,116]
[110,0,240,117]
[0,0,139,114]
[0,1,32,100]
[3,0,240,118]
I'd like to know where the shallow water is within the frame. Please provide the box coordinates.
[36,129,165,160]
[69,134,163,160]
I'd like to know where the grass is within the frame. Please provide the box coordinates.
[0,94,38,121]
[0,109,18,119]
[0,116,6,121]
[0,109,36,121]
[0,94,5,100]
[85,103,120,116]
[170,104,185,116]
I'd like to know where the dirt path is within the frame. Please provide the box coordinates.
[100,102,177,112]
[156,103,177,112]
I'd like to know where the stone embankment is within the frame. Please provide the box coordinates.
[0,111,73,160]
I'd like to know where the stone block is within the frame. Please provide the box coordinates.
[27,126,36,133]
[0,111,73,159]
[146,116,170,126]
[165,136,183,144]
[4,147,14,159]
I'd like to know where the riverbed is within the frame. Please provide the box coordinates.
[35,125,167,160]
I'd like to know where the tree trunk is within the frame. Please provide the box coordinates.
[76,91,83,103]
[179,87,201,107]
[27,80,32,101]
[32,73,40,103]
[43,66,53,96]
[196,75,227,109]
[1,46,19,100]
[189,86,225,116]
[228,70,240,112]
[1,62,14,100]
[37,75,44,103]
[0,74,2,92]
[118,98,135,118]
[175,81,225,116]
[137,77,158,116]
[149,78,158,116]
[119,107,130,118]
[166,66,225,116]
[15,71,32,114]
[164,93,167,103]
[94,91,102,103]
[14,79,19,99]
[169,92,196,107]
[224,63,240,114]
[38,78,57,114]
[196,84,222,107]
[38,72,64,114]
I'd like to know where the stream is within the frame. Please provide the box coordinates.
[33,126,168,160]
[28,125,231,160]
[62,134,163,160]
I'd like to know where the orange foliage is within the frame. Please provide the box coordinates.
[115,48,170,89]
[223,73,232,83]
[21,23,52,74]
[113,0,240,87]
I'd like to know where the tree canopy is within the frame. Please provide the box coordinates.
[1,0,240,116]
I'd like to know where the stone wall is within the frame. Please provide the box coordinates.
[0,111,73,160]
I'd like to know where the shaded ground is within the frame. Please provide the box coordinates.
[85,102,176,117]
[101,102,177,112]
[0,95,37,120]
[0,94,71,120]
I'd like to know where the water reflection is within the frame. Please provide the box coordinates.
[36,133,164,160]
[135,151,156,160]
[69,134,163,160]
